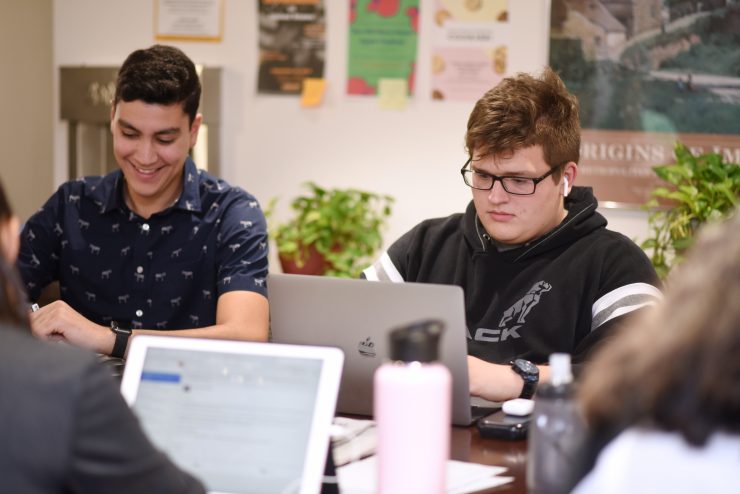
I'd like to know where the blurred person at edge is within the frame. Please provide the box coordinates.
[0,178,206,493]
[573,210,740,493]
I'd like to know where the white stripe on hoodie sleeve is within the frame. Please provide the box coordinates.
[362,252,404,283]
[591,282,662,331]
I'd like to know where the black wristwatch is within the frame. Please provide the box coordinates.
[510,358,539,399]
[110,321,132,359]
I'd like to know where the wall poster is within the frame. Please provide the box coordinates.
[347,0,420,95]
[550,0,740,207]
[430,0,510,101]
[258,0,326,95]
[155,0,223,42]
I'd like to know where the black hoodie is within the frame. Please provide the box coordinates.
[363,187,661,365]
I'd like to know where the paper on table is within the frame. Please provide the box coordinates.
[337,455,513,494]
[330,417,377,466]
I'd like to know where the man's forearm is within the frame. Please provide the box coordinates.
[468,356,552,402]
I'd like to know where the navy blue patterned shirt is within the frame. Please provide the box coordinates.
[17,158,268,330]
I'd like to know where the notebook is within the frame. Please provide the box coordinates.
[268,273,498,426]
[120,335,344,494]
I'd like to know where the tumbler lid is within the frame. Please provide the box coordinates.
[389,319,444,363]
[549,353,573,386]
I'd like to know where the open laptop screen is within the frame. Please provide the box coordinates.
[121,336,343,494]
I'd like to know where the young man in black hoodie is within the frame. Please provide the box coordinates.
[363,68,661,402]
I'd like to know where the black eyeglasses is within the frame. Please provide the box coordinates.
[460,159,565,196]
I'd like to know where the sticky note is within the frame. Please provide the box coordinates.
[378,78,408,110]
[301,78,326,108]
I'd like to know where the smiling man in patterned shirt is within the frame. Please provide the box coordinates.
[17,45,269,358]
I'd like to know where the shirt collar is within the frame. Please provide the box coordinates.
[86,171,124,214]
[88,157,203,215]
[172,157,203,213]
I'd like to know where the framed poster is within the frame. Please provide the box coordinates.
[549,0,740,207]
[155,0,223,42]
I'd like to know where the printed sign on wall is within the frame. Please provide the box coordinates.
[430,0,510,101]
[347,0,420,96]
[550,0,740,206]
[258,0,326,95]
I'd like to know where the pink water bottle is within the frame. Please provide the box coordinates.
[374,319,451,494]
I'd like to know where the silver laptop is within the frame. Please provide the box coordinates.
[120,335,344,494]
[268,273,497,426]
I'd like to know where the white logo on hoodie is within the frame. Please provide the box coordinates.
[473,281,552,342]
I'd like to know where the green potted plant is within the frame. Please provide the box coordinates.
[268,182,394,278]
[641,142,739,278]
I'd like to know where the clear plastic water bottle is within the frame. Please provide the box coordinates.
[527,353,586,494]
[374,320,451,494]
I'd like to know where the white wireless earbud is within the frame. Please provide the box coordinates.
[563,177,569,197]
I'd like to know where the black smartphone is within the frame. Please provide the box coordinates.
[476,410,530,440]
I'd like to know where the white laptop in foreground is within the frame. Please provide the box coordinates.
[121,335,344,494]
[268,273,498,426]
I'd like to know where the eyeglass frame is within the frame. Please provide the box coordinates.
[460,158,567,196]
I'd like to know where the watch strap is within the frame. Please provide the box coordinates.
[519,376,537,399]
[110,321,132,359]
[510,359,539,399]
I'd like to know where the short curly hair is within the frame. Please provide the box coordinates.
[114,45,201,124]
[580,210,740,446]
[465,67,580,180]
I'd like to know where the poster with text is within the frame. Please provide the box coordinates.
[430,0,509,101]
[347,0,420,96]
[258,0,326,95]
[550,0,740,207]
[155,0,223,41]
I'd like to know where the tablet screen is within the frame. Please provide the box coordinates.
[131,347,323,494]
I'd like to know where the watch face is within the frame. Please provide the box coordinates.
[514,358,538,376]
[111,321,132,335]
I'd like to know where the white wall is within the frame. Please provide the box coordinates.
[0,0,53,222]
[52,0,648,267]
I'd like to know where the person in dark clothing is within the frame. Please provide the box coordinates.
[364,67,660,402]
[0,178,206,494]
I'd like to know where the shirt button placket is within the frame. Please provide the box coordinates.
[135,266,145,321]
[135,221,151,326]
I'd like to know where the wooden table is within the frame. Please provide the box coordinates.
[450,425,527,494]
[335,414,528,493]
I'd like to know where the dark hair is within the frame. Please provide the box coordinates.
[579,210,740,446]
[0,179,30,328]
[0,177,11,224]
[114,45,201,124]
[465,67,580,181]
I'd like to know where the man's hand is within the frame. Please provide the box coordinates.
[29,300,113,354]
